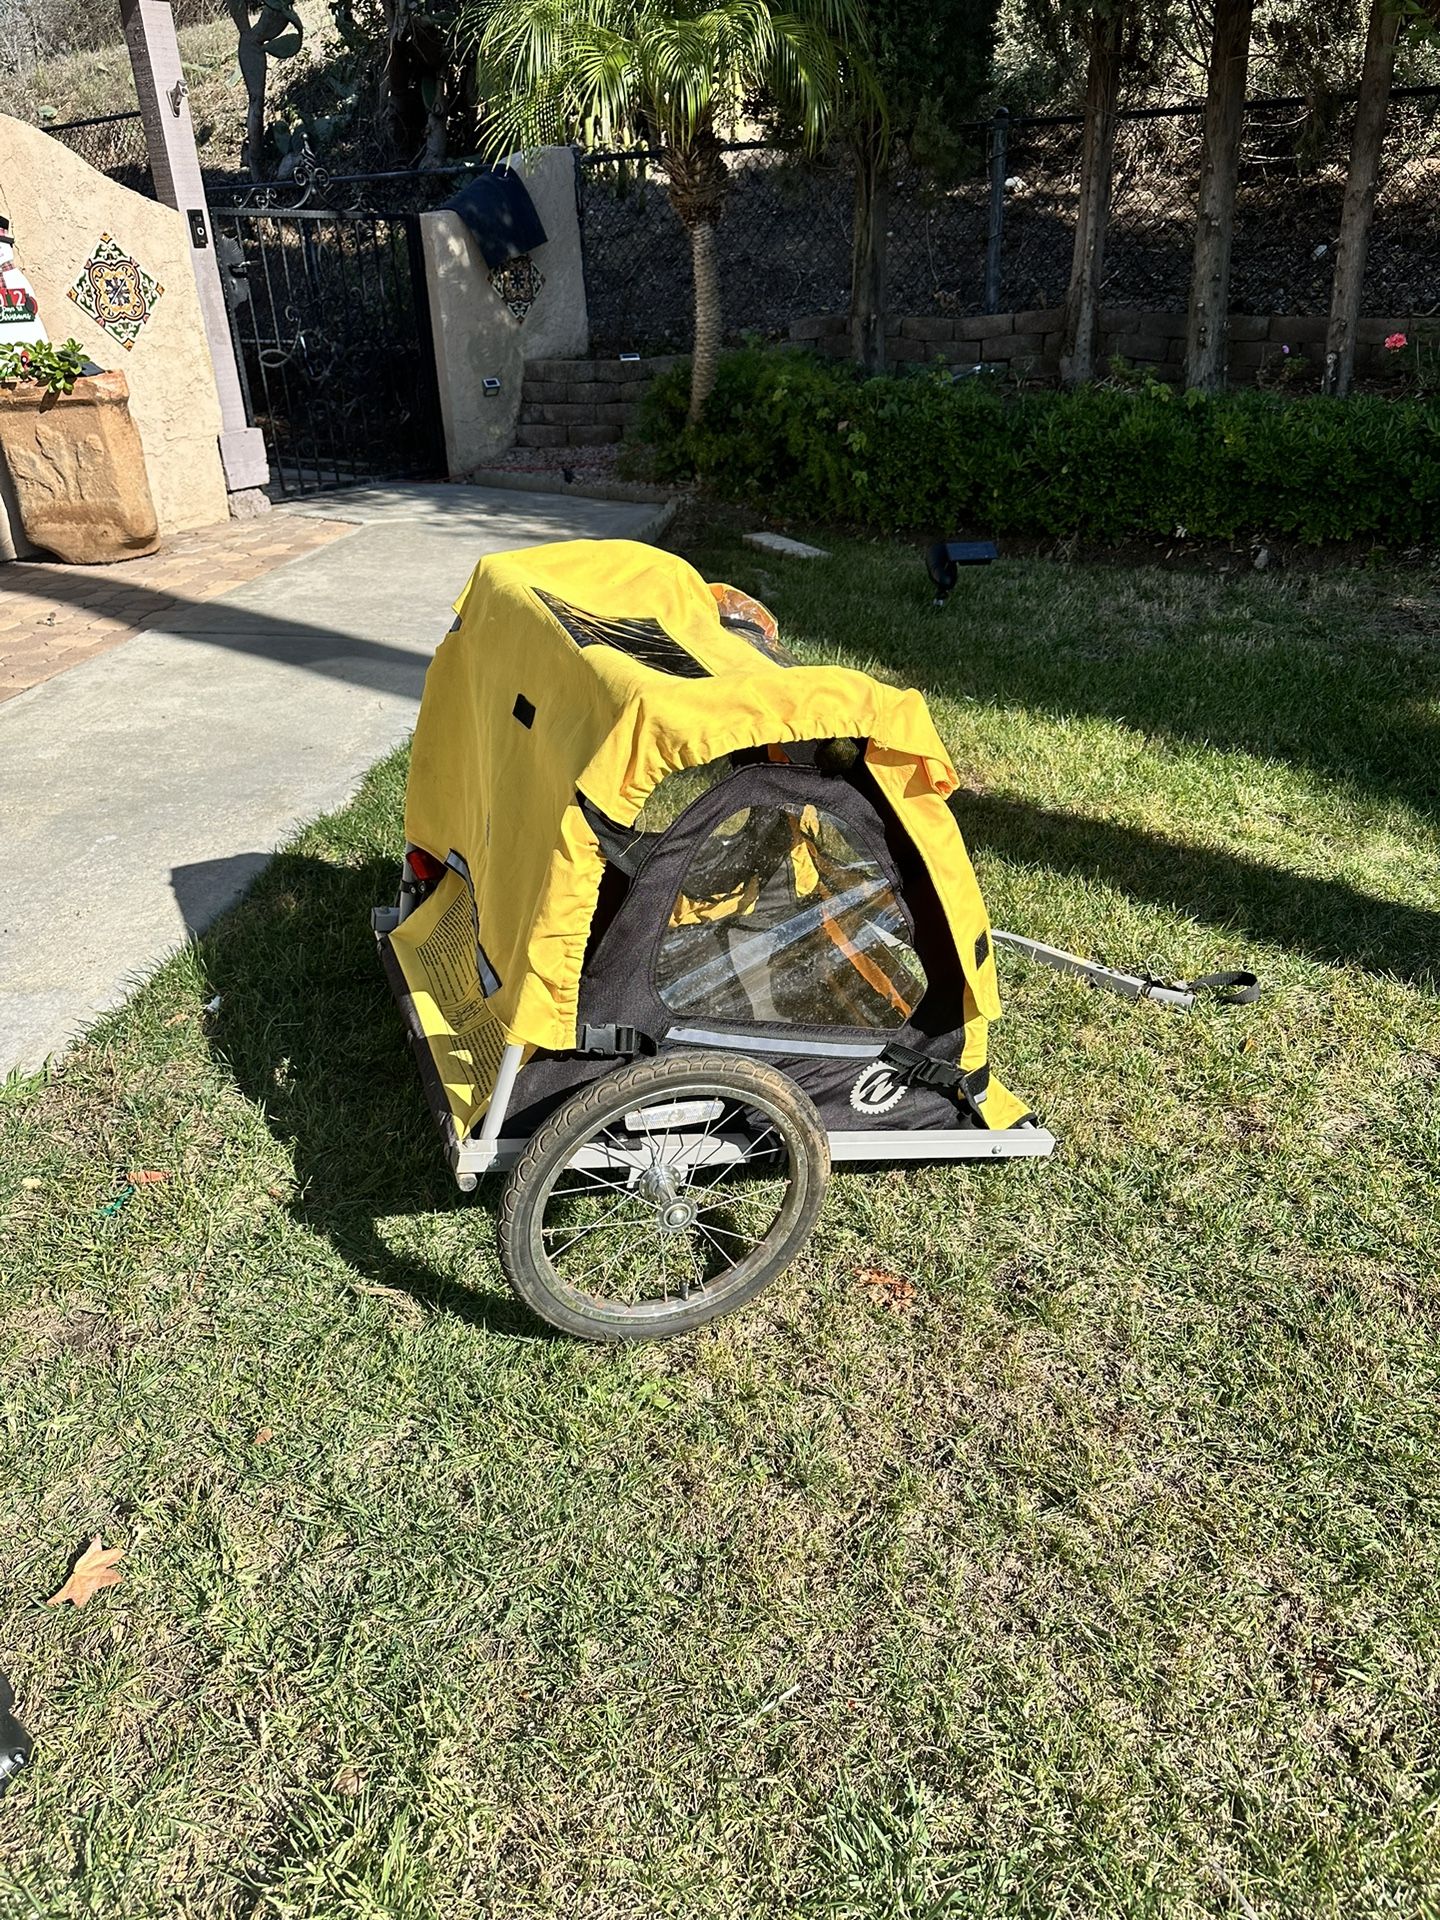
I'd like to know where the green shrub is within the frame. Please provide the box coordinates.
[0,338,90,395]
[636,349,1440,546]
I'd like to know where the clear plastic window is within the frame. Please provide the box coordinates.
[655,804,927,1029]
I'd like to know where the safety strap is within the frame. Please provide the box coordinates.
[576,793,652,878]
[445,850,502,997]
[992,931,1260,1010]
[881,1043,990,1117]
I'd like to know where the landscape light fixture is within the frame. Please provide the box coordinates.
[482,376,502,398]
[926,539,998,606]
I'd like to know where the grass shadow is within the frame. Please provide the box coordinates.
[180,799,1435,1354]
[742,545,1440,825]
[183,847,541,1338]
[957,793,1440,988]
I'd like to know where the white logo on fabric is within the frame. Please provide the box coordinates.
[849,1062,907,1115]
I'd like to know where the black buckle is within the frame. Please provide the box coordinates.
[576,1024,650,1057]
[903,1054,958,1091]
[881,1044,988,1110]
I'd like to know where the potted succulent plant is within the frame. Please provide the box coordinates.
[0,338,159,564]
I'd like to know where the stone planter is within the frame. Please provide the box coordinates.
[0,369,159,564]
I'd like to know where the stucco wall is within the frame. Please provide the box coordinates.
[421,147,589,475]
[0,113,227,559]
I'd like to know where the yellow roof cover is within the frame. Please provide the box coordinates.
[402,538,1002,1064]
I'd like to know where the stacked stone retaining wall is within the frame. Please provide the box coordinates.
[791,309,1429,382]
[514,314,1426,454]
[516,355,684,448]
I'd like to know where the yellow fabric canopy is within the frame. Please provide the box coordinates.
[397,539,1020,1128]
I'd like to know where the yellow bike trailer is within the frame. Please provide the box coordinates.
[375,537,1056,1341]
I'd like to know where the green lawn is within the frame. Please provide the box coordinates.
[2,535,1438,1918]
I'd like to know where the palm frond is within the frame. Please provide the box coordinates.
[464,0,868,156]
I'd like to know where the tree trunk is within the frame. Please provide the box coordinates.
[376,42,398,153]
[688,221,722,424]
[664,126,729,424]
[1060,17,1124,386]
[421,68,449,168]
[228,1,267,182]
[849,114,889,372]
[1324,0,1402,397]
[1185,0,1255,390]
[381,0,405,154]
[380,0,425,161]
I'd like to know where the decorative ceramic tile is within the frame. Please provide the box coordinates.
[490,254,544,324]
[67,233,164,351]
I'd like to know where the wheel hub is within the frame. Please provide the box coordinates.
[636,1167,698,1232]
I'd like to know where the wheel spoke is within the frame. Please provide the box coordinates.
[552,1169,637,1198]
[543,1214,632,1258]
[684,1124,785,1189]
[697,1216,765,1252]
[562,1209,655,1283]
[587,1228,652,1290]
[695,1220,741,1267]
[543,1188,629,1228]
[523,1074,811,1316]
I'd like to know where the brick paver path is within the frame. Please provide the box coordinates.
[0,513,352,705]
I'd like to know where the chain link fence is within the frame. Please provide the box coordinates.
[1356,88,1440,313]
[44,109,154,197]
[38,86,1440,347]
[577,144,851,353]
[580,87,1440,352]
[40,109,475,214]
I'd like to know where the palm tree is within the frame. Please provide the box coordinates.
[465,0,868,422]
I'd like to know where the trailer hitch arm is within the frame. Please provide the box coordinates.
[992,931,1260,1011]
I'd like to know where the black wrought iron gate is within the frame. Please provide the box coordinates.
[212,176,447,497]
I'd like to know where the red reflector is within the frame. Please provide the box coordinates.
[406,846,446,884]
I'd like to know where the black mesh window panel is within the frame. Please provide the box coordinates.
[533,590,711,678]
[655,804,927,1028]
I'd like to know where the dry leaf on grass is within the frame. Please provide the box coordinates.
[47,1537,125,1609]
[857,1265,918,1311]
[354,1282,422,1318]
[254,1426,275,1446]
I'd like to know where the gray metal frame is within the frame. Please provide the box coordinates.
[993,930,1199,1008]
[374,919,1058,1191]
[451,1116,1057,1182]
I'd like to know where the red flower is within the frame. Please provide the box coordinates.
[1385,332,1408,351]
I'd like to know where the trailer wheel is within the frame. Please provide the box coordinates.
[498,1051,830,1342]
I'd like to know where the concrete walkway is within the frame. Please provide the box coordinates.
[0,513,352,705]
[0,484,673,1077]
